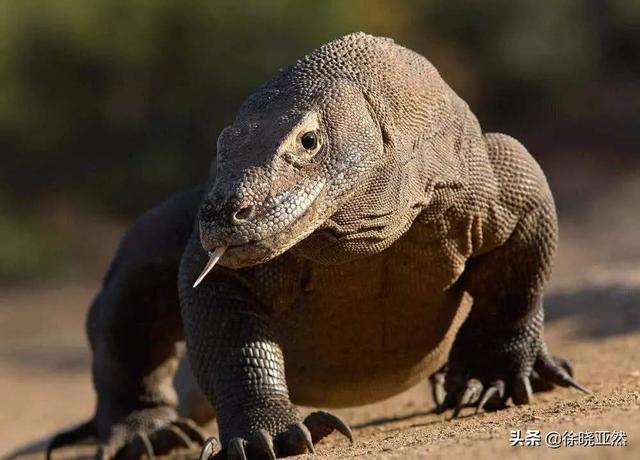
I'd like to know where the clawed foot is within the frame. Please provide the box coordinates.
[98,417,207,459]
[202,411,353,459]
[47,408,208,460]
[430,352,590,418]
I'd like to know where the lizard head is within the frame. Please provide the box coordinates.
[196,76,384,277]
[193,33,463,286]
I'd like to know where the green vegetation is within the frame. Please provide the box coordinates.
[0,0,638,280]
[0,205,69,281]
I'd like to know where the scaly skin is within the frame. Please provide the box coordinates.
[48,33,586,460]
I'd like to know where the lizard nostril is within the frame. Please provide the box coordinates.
[232,205,254,223]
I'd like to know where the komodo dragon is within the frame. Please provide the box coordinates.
[48,33,587,460]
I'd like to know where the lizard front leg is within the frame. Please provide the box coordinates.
[436,201,588,415]
[179,238,351,459]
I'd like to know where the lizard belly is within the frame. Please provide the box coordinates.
[279,225,472,408]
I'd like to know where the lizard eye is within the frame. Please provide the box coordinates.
[300,131,319,150]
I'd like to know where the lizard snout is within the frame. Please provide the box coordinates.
[198,195,259,246]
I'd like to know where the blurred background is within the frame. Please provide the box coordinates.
[0,0,639,455]
[0,0,638,282]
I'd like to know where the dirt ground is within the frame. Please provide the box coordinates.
[2,175,639,459]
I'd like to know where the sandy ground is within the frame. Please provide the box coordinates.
[1,176,639,459]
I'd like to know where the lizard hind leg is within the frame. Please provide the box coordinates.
[48,187,212,459]
[431,354,589,416]
[433,310,590,417]
[432,132,589,416]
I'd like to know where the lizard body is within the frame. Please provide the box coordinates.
[48,33,585,460]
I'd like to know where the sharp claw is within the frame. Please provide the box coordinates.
[304,411,353,444]
[452,391,471,418]
[567,378,592,394]
[550,355,573,376]
[331,414,353,443]
[253,430,276,460]
[452,379,482,418]
[512,376,534,405]
[193,246,227,288]
[175,419,208,445]
[535,353,592,394]
[430,372,447,407]
[291,421,315,453]
[555,371,592,394]
[95,446,108,460]
[476,386,499,414]
[451,403,465,419]
[199,437,218,460]
[550,357,590,393]
[133,433,155,459]
[167,425,194,449]
[227,438,248,460]
[482,380,507,412]
[434,395,452,414]
[522,377,533,403]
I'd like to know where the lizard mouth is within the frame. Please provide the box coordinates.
[194,180,330,287]
[192,242,267,288]
[192,233,297,289]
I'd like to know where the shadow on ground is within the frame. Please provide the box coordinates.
[546,284,640,338]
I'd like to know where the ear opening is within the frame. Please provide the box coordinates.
[362,91,394,152]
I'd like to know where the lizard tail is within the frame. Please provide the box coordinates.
[46,419,96,460]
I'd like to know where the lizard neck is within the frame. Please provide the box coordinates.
[292,96,473,265]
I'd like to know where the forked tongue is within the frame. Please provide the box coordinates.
[193,245,228,288]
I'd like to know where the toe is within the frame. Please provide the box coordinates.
[173,418,209,445]
[116,433,154,460]
[198,437,219,460]
[476,380,506,413]
[452,379,483,418]
[511,375,534,405]
[304,411,353,445]
[292,422,314,453]
[95,447,109,460]
[147,425,193,455]
[534,352,591,394]
[248,430,276,460]
[551,355,573,376]
[227,438,248,460]
[429,371,447,408]
[530,369,555,392]
[99,418,207,460]
[274,422,314,456]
